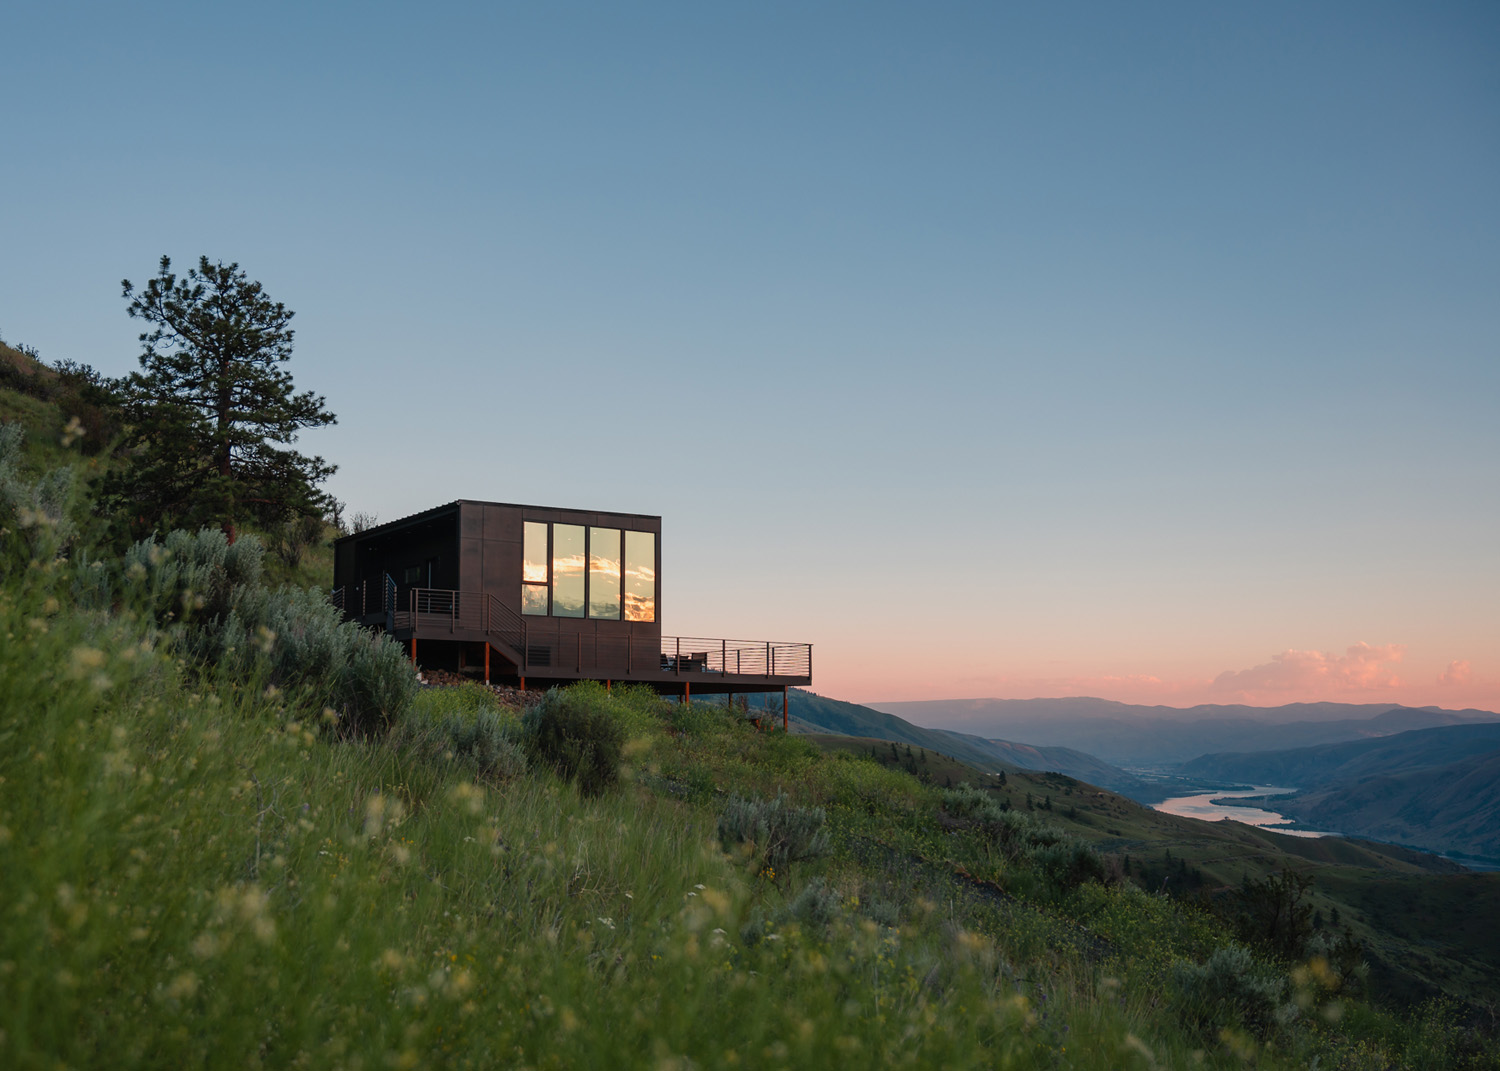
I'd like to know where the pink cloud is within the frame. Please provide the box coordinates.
[1440,660,1473,686]
[1209,642,1406,699]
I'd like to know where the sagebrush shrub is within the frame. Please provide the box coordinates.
[103,528,416,732]
[787,878,841,932]
[1027,839,1108,891]
[1171,944,1293,1042]
[446,709,528,781]
[522,687,625,797]
[0,421,81,564]
[940,783,999,821]
[942,783,1107,891]
[717,791,829,881]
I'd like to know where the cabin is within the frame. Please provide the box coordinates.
[331,500,812,714]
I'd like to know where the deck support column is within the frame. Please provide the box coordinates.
[783,686,788,732]
[484,643,490,686]
[411,637,417,669]
[684,681,691,704]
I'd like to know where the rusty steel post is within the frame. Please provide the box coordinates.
[484,642,490,686]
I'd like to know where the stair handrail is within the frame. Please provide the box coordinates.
[383,573,398,633]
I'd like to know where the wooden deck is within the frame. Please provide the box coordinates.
[334,585,810,696]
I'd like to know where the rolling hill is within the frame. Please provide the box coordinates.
[1178,722,1500,786]
[1278,750,1500,864]
[770,690,1159,799]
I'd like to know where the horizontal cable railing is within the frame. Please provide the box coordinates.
[659,636,813,678]
[393,589,526,654]
[385,590,811,681]
[486,593,526,653]
[335,576,400,631]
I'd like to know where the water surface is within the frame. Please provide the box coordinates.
[1152,786,1333,839]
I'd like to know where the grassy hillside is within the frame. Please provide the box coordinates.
[775,689,1155,799]
[1280,751,1500,864]
[6,557,1499,1066]
[805,732,1500,1016]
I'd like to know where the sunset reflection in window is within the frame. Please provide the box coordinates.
[522,522,548,583]
[624,530,655,622]
[552,524,586,617]
[589,527,621,619]
[522,521,549,615]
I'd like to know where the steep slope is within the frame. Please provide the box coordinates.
[927,728,1147,795]
[1278,751,1500,862]
[805,729,1499,1010]
[781,690,1154,798]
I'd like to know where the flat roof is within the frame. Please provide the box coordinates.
[334,499,662,546]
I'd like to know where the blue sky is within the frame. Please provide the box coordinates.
[3,2,1496,707]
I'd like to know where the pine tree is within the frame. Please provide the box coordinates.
[104,256,336,542]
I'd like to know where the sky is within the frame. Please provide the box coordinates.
[2,2,1496,711]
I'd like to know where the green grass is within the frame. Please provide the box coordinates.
[5,560,1497,1069]
[808,731,1500,1015]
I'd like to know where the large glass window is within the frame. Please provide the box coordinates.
[589,528,621,619]
[522,521,549,615]
[552,524,586,617]
[624,530,655,622]
[523,521,654,620]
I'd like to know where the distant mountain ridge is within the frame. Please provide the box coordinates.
[1173,723,1500,863]
[1178,723,1500,786]
[776,690,1153,799]
[865,697,1498,766]
[1280,750,1500,862]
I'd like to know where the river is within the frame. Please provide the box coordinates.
[1151,785,1334,839]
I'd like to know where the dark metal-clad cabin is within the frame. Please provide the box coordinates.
[332,500,811,703]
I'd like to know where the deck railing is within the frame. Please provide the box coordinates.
[658,636,813,678]
[392,587,527,655]
[383,588,810,680]
[338,575,401,620]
